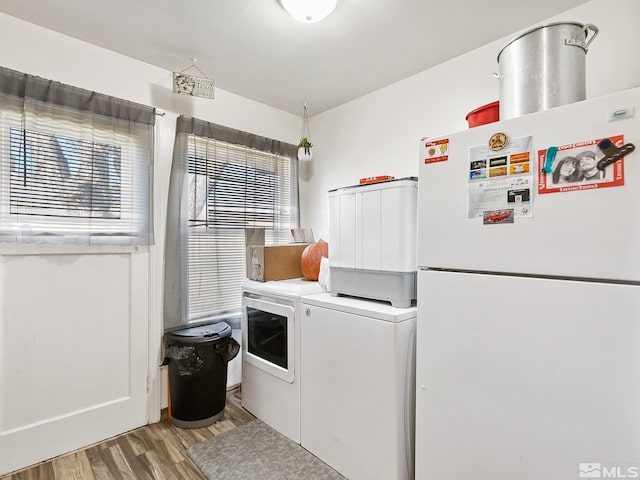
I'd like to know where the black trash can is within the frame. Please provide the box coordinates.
[163,321,240,428]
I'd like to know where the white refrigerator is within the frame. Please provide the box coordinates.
[415,87,640,479]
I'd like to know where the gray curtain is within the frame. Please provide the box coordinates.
[163,115,298,331]
[175,116,298,157]
[0,66,155,124]
[163,121,190,332]
[0,66,155,245]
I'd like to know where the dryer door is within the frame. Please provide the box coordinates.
[242,296,295,383]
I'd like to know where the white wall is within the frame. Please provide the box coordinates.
[300,0,640,239]
[0,11,301,425]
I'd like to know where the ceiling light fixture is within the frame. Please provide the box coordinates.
[280,0,337,24]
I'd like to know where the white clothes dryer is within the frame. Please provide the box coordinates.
[241,278,324,444]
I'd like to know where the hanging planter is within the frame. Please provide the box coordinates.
[298,137,313,161]
[298,103,313,161]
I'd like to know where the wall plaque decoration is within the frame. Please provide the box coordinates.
[172,58,214,100]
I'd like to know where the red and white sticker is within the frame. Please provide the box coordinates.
[423,138,449,164]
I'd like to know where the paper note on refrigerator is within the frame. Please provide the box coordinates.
[467,135,534,219]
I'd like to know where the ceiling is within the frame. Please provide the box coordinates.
[0,0,592,115]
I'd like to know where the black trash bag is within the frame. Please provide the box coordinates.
[162,336,240,377]
[215,336,240,362]
[163,344,215,377]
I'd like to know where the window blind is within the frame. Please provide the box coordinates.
[164,116,298,329]
[0,66,155,246]
[187,137,297,320]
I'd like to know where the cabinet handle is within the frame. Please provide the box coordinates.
[305,308,311,317]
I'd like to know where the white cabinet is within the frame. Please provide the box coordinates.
[300,293,416,480]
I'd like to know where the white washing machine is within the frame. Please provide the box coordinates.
[241,278,324,444]
[300,292,417,480]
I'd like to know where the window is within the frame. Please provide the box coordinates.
[0,66,155,246]
[164,117,299,329]
[9,129,122,219]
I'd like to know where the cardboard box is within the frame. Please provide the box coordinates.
[245,228,309,281]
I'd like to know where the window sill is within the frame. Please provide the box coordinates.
[0,243,151,256]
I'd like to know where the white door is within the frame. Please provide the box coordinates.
[0,253,149,476]
[415,270,640,480]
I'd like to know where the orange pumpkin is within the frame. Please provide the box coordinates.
[301,240,329,281]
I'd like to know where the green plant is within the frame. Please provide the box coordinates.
[298,137,313,154]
